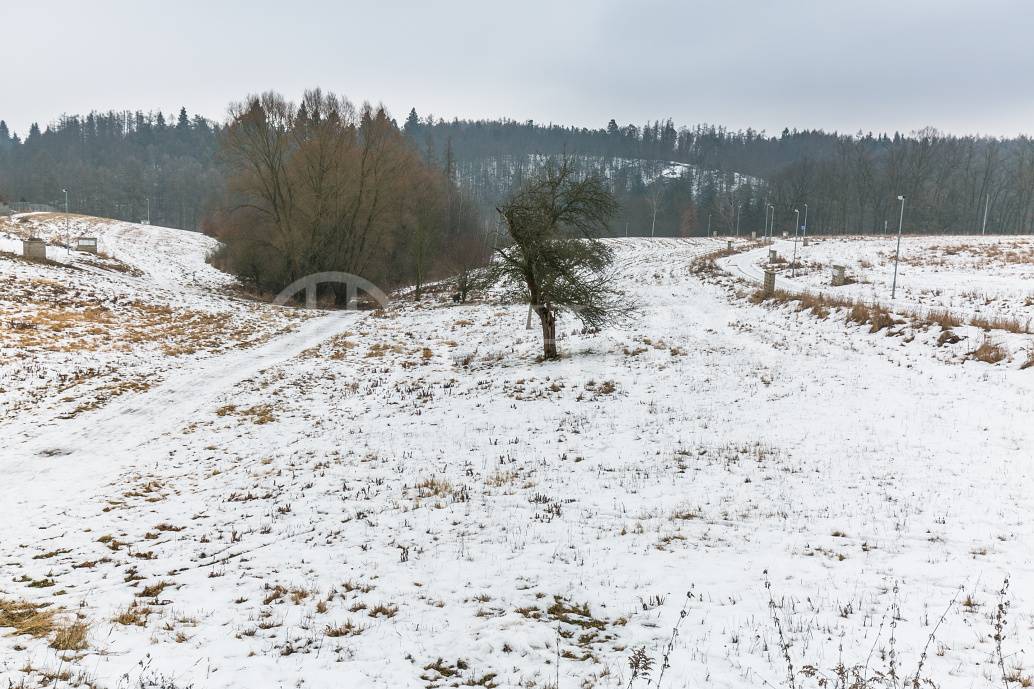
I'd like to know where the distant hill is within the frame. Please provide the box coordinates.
[4,105,1034,237]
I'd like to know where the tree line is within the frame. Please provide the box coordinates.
[4,105,1034,242]
[409,115,1034,236]
[204,90,488,301]
[0,109,220,230]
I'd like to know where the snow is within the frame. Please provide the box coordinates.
[725,234,1034,323]
[0,213,307,423]
[720,235,1034,365]
[1,220,1033,689]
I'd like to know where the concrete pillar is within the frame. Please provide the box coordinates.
[76,237,98,254]
[712,231,718,237]
[768,249,777,262]
[22,238,46,261]
[751,231,756,240]
[803,237,809,247]
[726,240,733,251]
[832,265,846,286]
[763,270,776,296]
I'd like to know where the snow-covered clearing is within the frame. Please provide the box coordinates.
[1,219,1033,689]
[722,235,1034,366]
[730,235,1034,324]
[0,213,307,423]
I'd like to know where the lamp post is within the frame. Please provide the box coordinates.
[892,195,905,299]
[62,188,69,254]
[791,208,801,277]
[767,203,775,244]
[735,202,741,237]
[802,203,809,240]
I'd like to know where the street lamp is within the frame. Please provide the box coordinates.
[791,208,801,277]
[62,189,69,254]
[802,203,809,240]
[767,203,775,244]
[735,202,741,237]
[892,195,905,299]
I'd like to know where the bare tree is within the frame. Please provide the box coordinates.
[495,159,620,359]
[212,89,467,301]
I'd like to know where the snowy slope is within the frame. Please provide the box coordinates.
[722,235,1034,322]
[0,214,311,424]
[720,235,1034,363]
[1,229,1033,689]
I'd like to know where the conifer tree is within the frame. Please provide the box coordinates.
[403,108,421,138]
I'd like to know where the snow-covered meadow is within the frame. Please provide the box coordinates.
[747,234,1034,325]
[0,213,305,423]
[1,218,1033,689]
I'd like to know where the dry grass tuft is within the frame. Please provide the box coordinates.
[113,600,152,626]
[970,314,1030,334]
[847,302,871,325]
[50,620,89,651]
[415,477,453,498]
[928,309,963,329]
[1022,346,1034,370]
[971,338,1008,364]
[867,305,896,333]
[138,580,171,598]
[325,619,365,637]
[368,603,399,618]
[0,598,57,638]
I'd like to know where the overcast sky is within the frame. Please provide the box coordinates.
[3,0,1033,138]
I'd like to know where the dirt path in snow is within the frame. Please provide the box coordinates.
[0,310,357,532]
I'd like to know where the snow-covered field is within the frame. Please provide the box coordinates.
[739,234,1034,324]
[2,219,1033,689]
[0,213,306,423]
[721,235,1034,367]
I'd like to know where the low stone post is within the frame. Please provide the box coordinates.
[768,249,777,262]
[22,238,46,260]
[763,270,776,296]
[832,265,846,286]
[751,231,756,240]
[726,240,733,251]
[76,237,98,254]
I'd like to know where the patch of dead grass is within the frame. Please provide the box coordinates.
[0,598,57,638]
[971,337,1008,364]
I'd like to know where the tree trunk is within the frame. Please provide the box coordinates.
[536,306,557,359]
